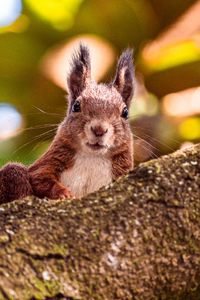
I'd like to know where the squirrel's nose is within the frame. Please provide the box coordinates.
[91,126,108,137]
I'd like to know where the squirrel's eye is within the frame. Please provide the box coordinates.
[121,106,128,119]
[72,101,81,112]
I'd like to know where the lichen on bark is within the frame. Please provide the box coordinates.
[0,144,199,300]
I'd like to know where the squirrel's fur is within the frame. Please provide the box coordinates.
[0,44,135,203]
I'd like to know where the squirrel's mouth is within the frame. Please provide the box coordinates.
[86,142,106,151]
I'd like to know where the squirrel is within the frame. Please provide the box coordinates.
[0,44,134,204]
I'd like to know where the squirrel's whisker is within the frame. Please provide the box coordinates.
[12,128,57,156]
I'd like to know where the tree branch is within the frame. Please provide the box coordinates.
[0,144,199,300]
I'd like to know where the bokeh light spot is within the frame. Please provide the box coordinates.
[163,87,200,117]
[179,117,200,140]
[0,0,22,27]
[0,103,22,140]
[142,40,200,73]
[40,35,115,89]
[25,0,83,30]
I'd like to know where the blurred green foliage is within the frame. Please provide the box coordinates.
[0,0,200,166]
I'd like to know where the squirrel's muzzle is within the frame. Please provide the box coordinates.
[91,125,108,137]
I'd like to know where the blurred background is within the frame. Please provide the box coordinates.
[0,0,200,167]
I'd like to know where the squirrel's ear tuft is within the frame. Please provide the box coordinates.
[113,49,134,108]
[67,43,91,101]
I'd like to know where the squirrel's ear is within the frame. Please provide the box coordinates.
[113,49,134,108]
[67,44,91,100]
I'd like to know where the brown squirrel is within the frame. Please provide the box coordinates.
[0,44,134,204]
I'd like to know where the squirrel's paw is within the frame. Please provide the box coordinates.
[50,183,74,200]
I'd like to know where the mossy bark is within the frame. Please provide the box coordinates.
[0,144,200,300]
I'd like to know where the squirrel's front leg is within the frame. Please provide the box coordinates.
[28,139,76,200]
[111,148,134,179]
[50,181,73,199]
[29,170,73,200]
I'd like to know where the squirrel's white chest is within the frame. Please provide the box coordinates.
[60,153,112,198]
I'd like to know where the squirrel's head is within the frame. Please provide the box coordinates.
[63,44,134,155]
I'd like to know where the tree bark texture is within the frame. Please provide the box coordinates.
[0,144,199,300]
